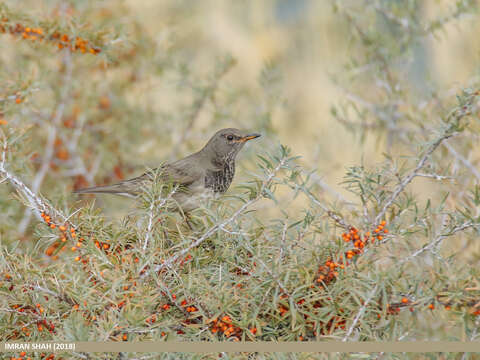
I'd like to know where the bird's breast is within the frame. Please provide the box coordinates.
[173,183,215,212]
[204,161,235,194]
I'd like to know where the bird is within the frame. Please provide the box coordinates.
[73,128,261,212]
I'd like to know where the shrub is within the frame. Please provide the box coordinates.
[0,1,479,359]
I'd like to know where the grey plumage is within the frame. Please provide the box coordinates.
[73,128,261,212]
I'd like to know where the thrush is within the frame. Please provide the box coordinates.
[73,128,261,212]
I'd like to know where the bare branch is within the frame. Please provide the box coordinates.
[401,221,476,264]
[18,50,73,234]
[374,131,456,226]
[0,131,75,230]
[342,284,378,341]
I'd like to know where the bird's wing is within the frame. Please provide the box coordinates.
[73,160,203,197]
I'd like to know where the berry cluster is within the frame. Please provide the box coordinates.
[9,303,55,338]
[315,221,389,286]
[209,315,242,339]
[41,212,81,258]
[0,20,101,55]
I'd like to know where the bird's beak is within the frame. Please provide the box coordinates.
[238,133,261,143]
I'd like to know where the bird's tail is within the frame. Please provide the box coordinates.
[73,183,136,198]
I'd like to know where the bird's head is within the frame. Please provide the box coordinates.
[203,128,261,165]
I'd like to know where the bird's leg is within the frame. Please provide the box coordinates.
[185,213,194,231]
[156,217,171,248]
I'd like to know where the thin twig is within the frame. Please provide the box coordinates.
[374,131,456,226]
[143,187,177,250]
[254,255,290,297]
[443,141,480,181]
[400,221,476,264]
[342,284,378,341]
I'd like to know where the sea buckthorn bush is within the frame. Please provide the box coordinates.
[0,1,479,359]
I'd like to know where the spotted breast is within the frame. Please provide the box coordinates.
[204,156,236,194]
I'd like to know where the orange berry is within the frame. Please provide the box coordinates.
[50,223,56,229]
[74,256,80,261]
[428,304,435,310]
[380,220,387,226]
[59,226,66,232]
[377,236,383,241]
[374,228,380,233]
[15,97,22,104]
[71,247,76,251]
[383,229,389,233]
[401,297,408,304]
[445,305,451,310]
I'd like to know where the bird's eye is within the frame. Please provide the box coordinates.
[227,135,234,141]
